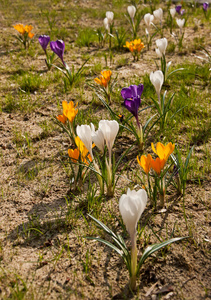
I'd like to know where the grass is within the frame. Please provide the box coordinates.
[0,0,210,299]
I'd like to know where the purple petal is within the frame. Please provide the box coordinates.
[124,97,140,118]
[38,35,50,51]
[203,2,209,11]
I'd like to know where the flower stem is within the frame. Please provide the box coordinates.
[130,232,137,291]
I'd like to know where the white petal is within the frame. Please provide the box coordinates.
[76,124,93,158]
[127,5,136,19]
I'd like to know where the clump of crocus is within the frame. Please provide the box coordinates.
[93,70,115,104]
[87,190,188,291]
[121,84,144,150]
[50,39,88,89]
[124,39,145,61]
[56,100,78,143]
[74,120,120,196]
[38,35,55,70]
[137,142,175,207]
[13,24,34,49]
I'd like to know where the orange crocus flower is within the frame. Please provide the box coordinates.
[62,100,78,123]
[151,157,166,175]
[56,114,67,124]
[151,142,175,162]
[94,70,112,88]
[137,154,152,174]
[68,148,80,162]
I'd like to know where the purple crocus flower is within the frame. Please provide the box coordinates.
[203,2,209,11]
[175,5,182,14]
[38,35,50,51]
[50,40,65,66]
[121,84,144,123]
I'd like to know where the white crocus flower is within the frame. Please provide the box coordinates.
[150,70,164,103]
[106,11,114,25]
[153,8,163,24]
[176,18,185,29]
[170,7,176,18]
[103,17,109,30]
[91,123,105,153]
[144,13,154,29]
[119,188,147,239]
[156,38,168,55]
[76,124,93,159]
[119,187,147,290]
[99,120,119,164]
[127,5,136,19]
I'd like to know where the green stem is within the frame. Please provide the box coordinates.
[130,232,137,291]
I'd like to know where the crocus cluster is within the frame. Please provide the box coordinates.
[137,142,175,207]
[13,24,34,38]
[124,39,145,60]
[38,35,56,70]
[57,101,78,124]
[13,24,34,49]
[94,70,112,88]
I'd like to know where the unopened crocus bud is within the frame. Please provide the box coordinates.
[127,5,136,19]
[38,35,50,51]
[153,8,163,23]
[203,2,209,11]
[176,18,185,29]
[50,40,65,65]
[150,70,164,102]
[156,38,168,55]
[119,188,147,239]
[144,13,154,28]
[106,11,114,25]
[170,8,176,18]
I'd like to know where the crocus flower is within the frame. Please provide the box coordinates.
[137,154,152,174]
[99,120,119,164]
[176,18,185,34]
[151,142,175,162]
[91,123,105,153]
[203,2,209,11]
[119,188,147,239]
[170,8,176,18]
[38,35,50,51]
[127,5,136,19]
[119,188,148,289]
[121,84,144,122]
[94,70,112,88]
[50,40,65,66]
[180,9,185,15]
[175,5,182,14]
[150,70,164,103]
[155,38,168,55]
[68,148,80,163]
[106,11,114,25]
[103,17,109,31]
[56,114,67,124]
[151,157,166,175]
[75,136,93,164]
[76,125,94,160]
[153,8,163,25]
[62,101,78,123]
[144,13,154,29]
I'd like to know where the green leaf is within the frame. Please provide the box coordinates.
[86,236,124,256]
[137,236,189,274]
